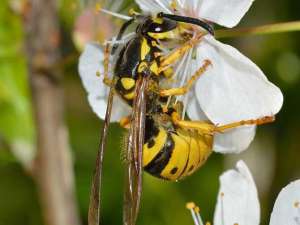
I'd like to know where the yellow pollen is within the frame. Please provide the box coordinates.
[170,0,177,11]
[206,222,211,225]
[162,105,168,113]
[295,201,300,208]
[95,3,102,12]
[128,8,138,16]
[194,206,200,213]
[96,71,101,77]
[234,223,239,225]
[186,202,196,210]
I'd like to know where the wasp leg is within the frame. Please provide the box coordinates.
[214,116,275,132]
[120,116,131,129]
[160,59,211,97]
[172,112,275,134]
[171,112,215,135]
[158,33,205,73]
[102,43,114,87]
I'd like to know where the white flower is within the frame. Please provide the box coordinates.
[187,160,300,225]
[270,180,300,225]
[78,0,283,154]
[135,0,283,152]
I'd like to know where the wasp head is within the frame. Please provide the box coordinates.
[136,15,178,40]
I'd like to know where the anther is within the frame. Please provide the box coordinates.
[128,8,139,16]
[95,3,102,13]
[295,201,300,208]
[170,0,177,11]
[186,202,196,210]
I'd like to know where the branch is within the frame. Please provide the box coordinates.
[216,21,300,38]
[23,1,81,225]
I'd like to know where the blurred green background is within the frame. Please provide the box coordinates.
[0,0,300,224]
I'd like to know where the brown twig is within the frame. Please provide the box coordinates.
[22,1,81,225]
[216,20,300,38]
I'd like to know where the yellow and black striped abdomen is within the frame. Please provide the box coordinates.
[143,126,213,181]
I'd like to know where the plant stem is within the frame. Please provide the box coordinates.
[23,1,81,225]
[215,21,300,39]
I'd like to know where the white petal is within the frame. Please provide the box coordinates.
[87,94,108,120]
[213,126,256,153]
[187,96,209,121]
[188,95,256,153]
[194,36,283,126]
[88,94,131,122]
[195,0,254,28]
[110,96,131,122]
[270,180,300,225]
[78,43,106,97]
[135,0,172,14]
[214,160,260,225]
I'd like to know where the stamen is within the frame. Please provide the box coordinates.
[194,206,205,225]
[173,52,189,106]
[95,71,113,78]
[186,202,200,225]
[128,8,140,16]
[186,202,205,225]
[186,202,196,209]
[170,0,178,11]
[95,3,132,21]
[181,50,193,119]
[164,96,172,112]
[220,192,225,225]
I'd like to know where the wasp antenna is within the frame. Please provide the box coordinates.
[157,12,214,36]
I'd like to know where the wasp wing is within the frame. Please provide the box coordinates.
[88,87,115,225]
[123,77,148,225]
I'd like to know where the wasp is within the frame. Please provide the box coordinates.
[88,11,274,225]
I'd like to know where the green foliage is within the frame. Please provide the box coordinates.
[0,0,35,165]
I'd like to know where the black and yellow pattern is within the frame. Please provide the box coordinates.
[113,15,180,105]
[111,14,216,181]
[143,120,213,181]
